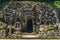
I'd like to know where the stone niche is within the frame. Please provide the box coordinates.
[21,10,35,33]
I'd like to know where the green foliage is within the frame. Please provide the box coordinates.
[0,21,4,26]
[0,19,5,25]
[54,1,60,8]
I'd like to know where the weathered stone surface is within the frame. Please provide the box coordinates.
[2,1,58,25]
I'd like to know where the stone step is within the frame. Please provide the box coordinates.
[21,35,39,38]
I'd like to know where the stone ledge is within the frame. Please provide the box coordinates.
[21,35,39,38]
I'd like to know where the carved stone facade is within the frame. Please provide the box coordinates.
[0,1,59,38]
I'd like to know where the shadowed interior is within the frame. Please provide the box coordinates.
[27,18,33,33]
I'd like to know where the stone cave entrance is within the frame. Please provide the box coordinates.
[26,18,33,33]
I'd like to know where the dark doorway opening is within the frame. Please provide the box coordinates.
[27,18,33,33]
[58,10,60,22]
